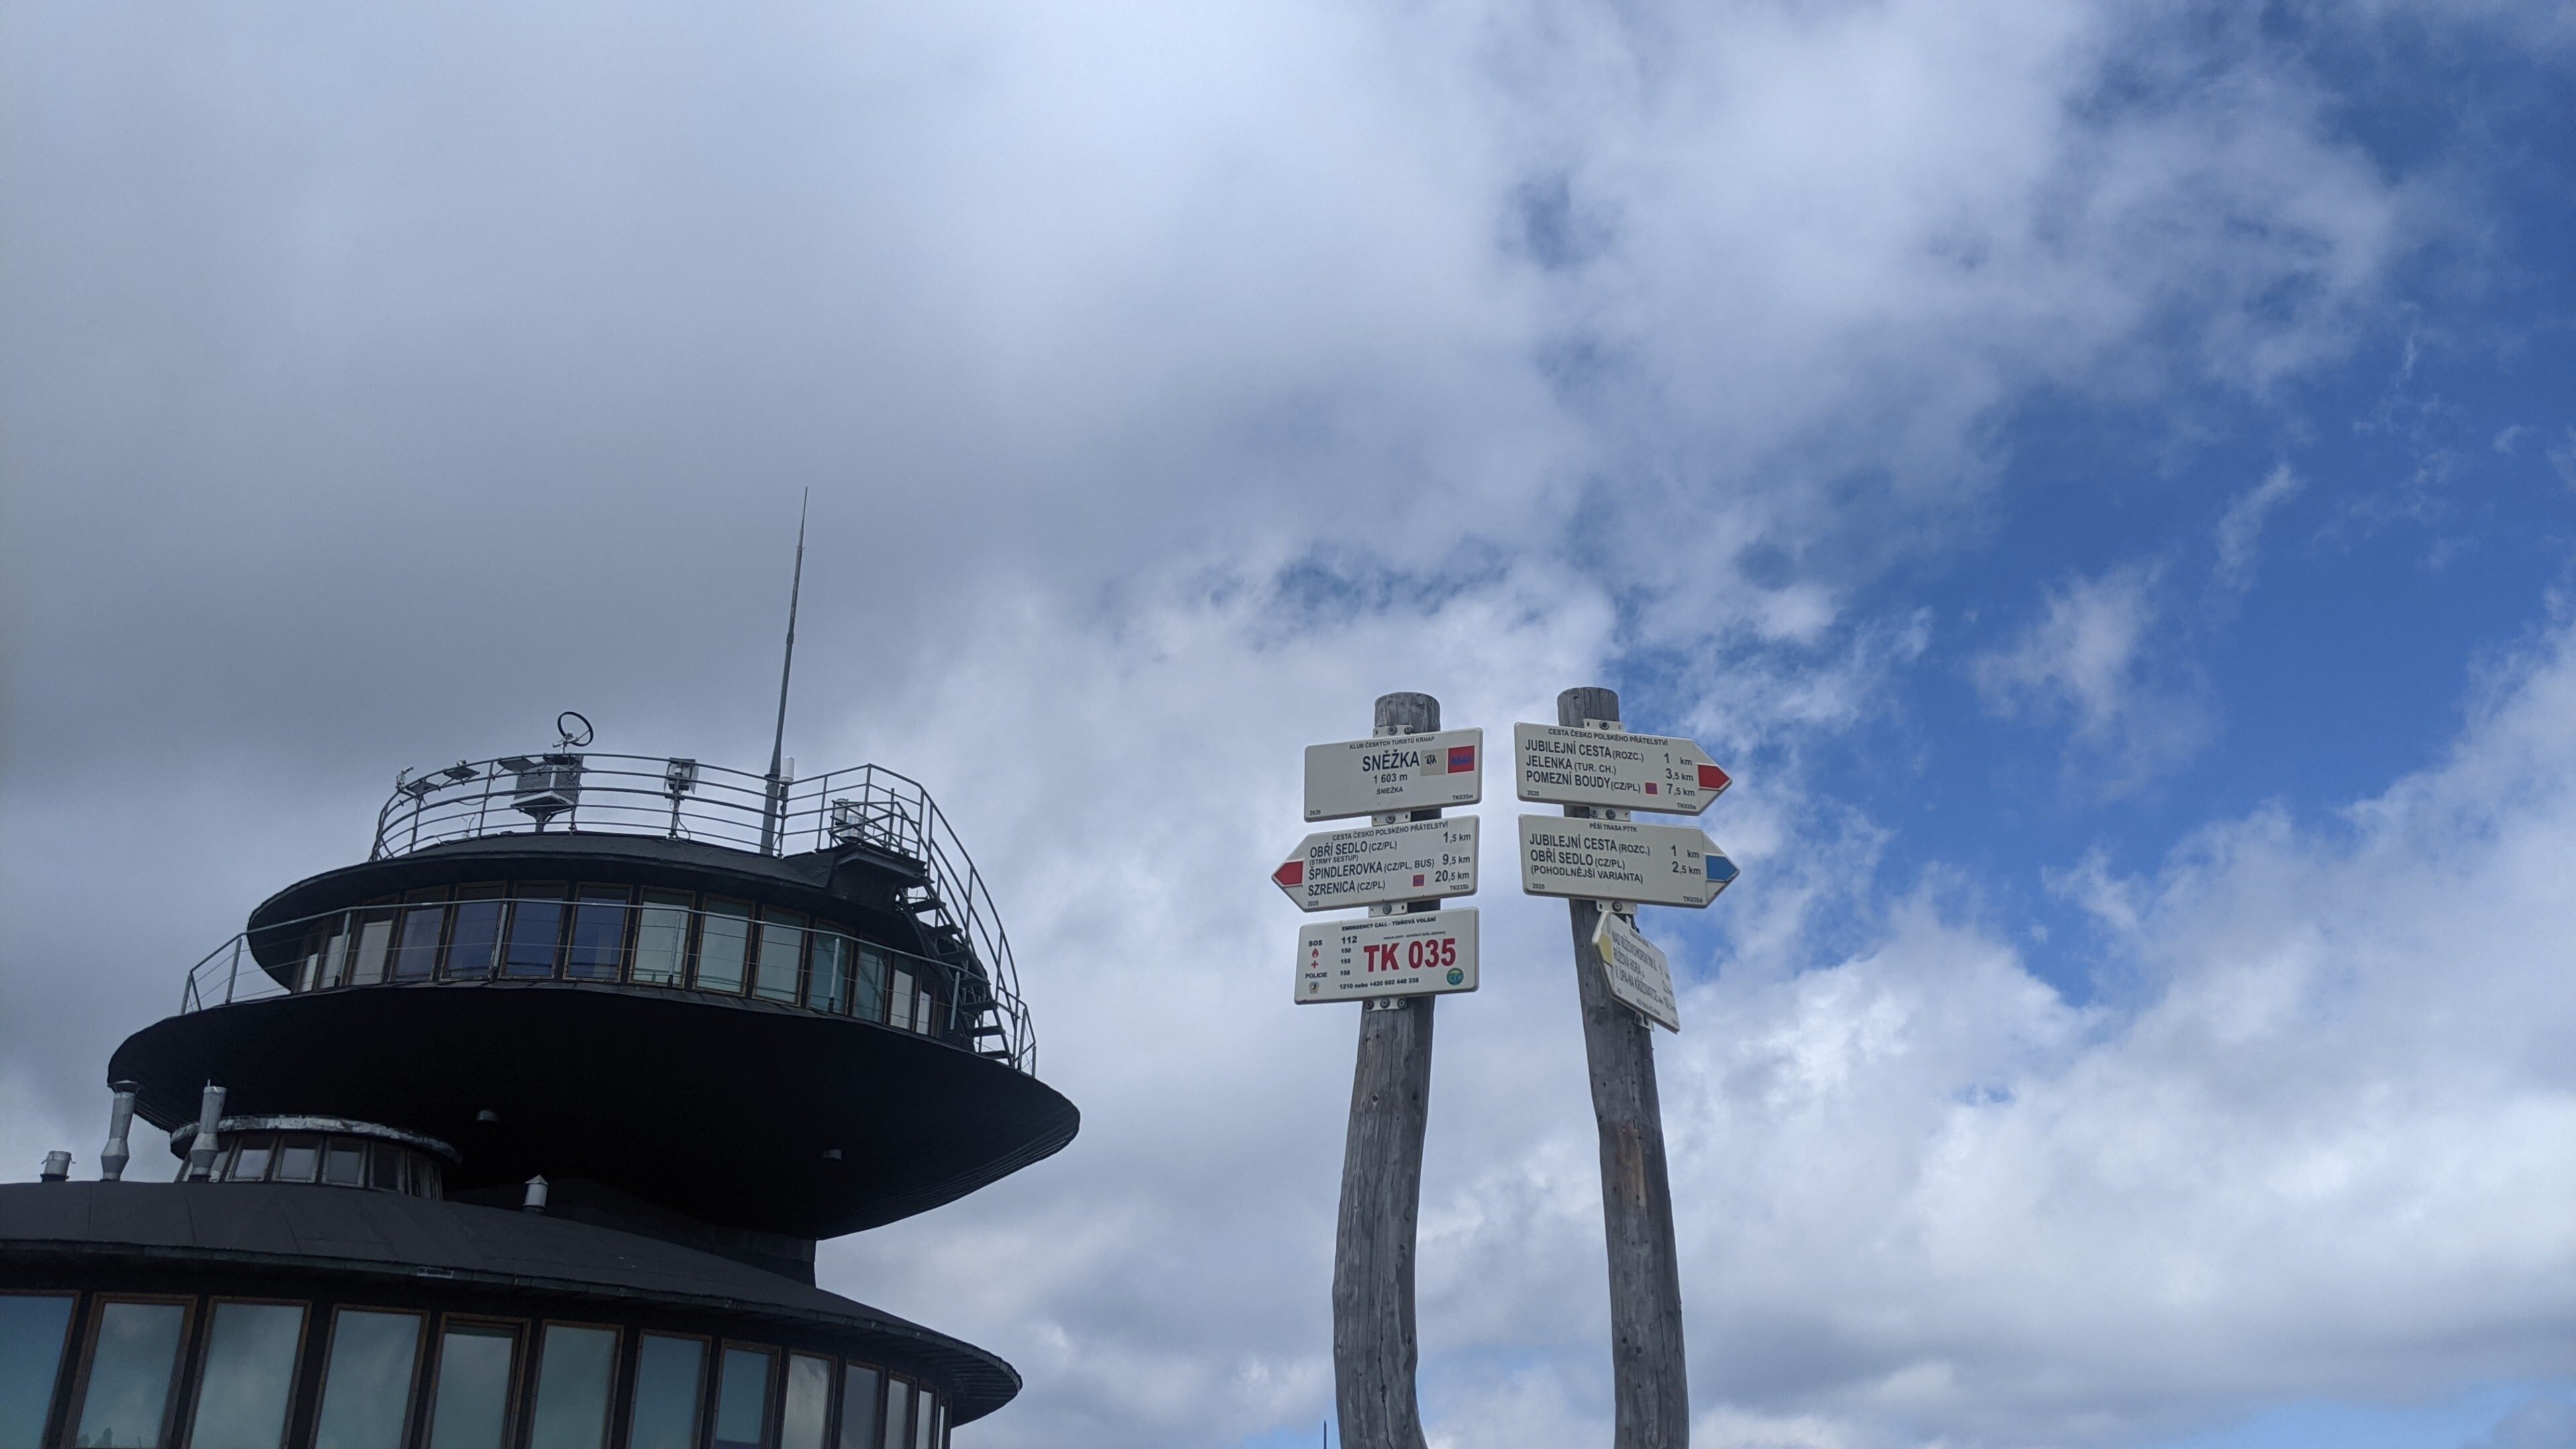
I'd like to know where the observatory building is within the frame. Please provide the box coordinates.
[0,731,1077,1449]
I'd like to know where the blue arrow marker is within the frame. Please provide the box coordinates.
[1705,852,1739,885]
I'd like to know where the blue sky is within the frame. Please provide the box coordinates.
[5,3,2575,1447]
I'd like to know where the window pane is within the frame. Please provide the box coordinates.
[628,1336,704,1449]
[566,891,629,981]
[229,1142,272,1183]
[695,901,751,993]
[631,892,693,986]
[424,1324,516,1449]
[836,1366,881,1449]
[347,909,396,987]
[0,1295,75,1449]
[324,1142,364,1187]
[445,892,505,980]
[525,1326,616,1449]
[391,894,448,982]
[890,972,915,1034]
[753,912,806,1003]
[912,1389,933,1449]
[504,888,568,979]
[186,1302,304,1449]
[881,1380,908,1449]
[712,1348,771,1449]
[855,949,888,1023]
[804,937,850,1014]
[73,1300,185,1448]
[311,1310,420,1449]
[780,1355,830,1449]
[302,917,349,994]
[274,1144,317,1183]
[368,1146,398,1191]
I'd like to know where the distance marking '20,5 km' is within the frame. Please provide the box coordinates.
[1303,728,1483,821]
[1512,722,1731,814]
[1516,814,1740,909]
[1271,816,1479,912]
[1296,908,1481,1004]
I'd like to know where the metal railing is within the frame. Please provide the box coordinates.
[180,894,1035,1071]
[365,751,1032,1071]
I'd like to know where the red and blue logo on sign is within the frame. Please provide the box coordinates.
[1448,746,1476,773]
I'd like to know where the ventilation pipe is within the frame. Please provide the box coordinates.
[185,1084,227,1181]
[99,1082,138,1183]
[521,1175,549,1213]
[39,1152,70,1182]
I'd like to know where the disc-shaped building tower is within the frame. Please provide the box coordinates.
[1,747,1077,1449]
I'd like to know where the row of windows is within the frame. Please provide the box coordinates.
[289,883,955,1039]
[0,1292,946,1449]
[187,1135,443,1199]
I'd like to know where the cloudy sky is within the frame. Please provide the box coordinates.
[6,2,2576,1446]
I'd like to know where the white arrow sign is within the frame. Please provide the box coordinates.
[1513,723,1731,814]
[1303,728,1483,821]
[1297,908,1479,1004]
[1273,816,1478,911]
[1517,814,1739,908]
[1593,912,1680,1032]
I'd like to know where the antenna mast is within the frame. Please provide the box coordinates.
[761,490,808,854]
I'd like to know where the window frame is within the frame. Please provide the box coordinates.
[627,1330,714,1449]
[179,1297,310,1449]
[421,1314,527,1449]
[64,1293,195,1449]
[0,1289,80,1449]
[709,1341,780,1449]
[521,1320,625,1449]
[311,1304,428,1449]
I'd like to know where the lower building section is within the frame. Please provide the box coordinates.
[0,1185,1014,1449]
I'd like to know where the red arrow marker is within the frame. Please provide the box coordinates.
[1697,763,1731,794]
[1273,859,1305,888]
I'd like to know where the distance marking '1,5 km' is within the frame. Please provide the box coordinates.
[1304,727,1483,822]
[1513,722,1730,814]
[1297,908,1480,1004]
[1272,816,1479,912]
[1517,814,1739,909]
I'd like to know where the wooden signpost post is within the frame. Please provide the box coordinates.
[1517,686,1738,1449]
[1297,692,1480,1449]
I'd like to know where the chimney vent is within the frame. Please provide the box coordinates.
[101,1083,138,1182]
[40,1152,70,1182]
[185,1084,227,1181]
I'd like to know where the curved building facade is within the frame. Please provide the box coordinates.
[1,747,1075,1449]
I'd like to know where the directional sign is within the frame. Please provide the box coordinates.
[1303,728,1483,822]
[1517,815,1739,908]
[1273,816,1478,912]
[1593,912,1680,1032]
[1297,908,1479,1004]
[1513,723,1731,814]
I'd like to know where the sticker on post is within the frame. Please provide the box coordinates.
[1592,911,1680,1032]
[1272,816,1478,911]
[1296,909,1479,1004]
[1303,728,1483,821]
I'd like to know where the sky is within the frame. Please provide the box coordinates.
[4,1,2575,1446]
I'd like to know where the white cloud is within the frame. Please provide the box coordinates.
[2214,465,2304,594]
[1,3,2559,1449]
[1973,565,2214,787]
